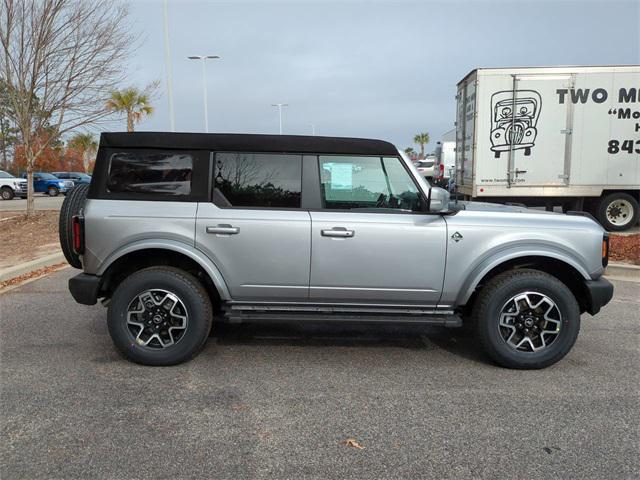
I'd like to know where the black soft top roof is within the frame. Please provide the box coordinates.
[99,132,398,156]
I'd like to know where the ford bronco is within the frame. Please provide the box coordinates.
[60,133,613,368]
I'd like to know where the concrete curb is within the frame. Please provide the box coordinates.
[604,262,640,282]
[0,251,66,282]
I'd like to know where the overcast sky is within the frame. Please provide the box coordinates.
[123,0,639,151]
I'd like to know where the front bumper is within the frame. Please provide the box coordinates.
[583,277,614,315]
[69,273,101,305]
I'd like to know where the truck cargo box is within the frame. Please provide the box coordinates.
[455,65,640,230]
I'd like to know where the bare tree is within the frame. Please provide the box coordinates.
[0,0,135,214]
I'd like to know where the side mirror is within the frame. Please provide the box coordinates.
[428,186,450,212]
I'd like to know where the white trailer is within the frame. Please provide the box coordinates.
[455,65,640,231]
[434,128,456,188]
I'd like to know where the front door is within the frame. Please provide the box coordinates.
[309,155,447,306]
[196,152,311,302]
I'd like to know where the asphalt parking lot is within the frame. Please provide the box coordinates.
[1,269,638,479]
[0,195,64,212]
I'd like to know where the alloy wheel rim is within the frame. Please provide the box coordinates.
[606,199,633,226]
[498,291,562,352]
[126,289,188,349]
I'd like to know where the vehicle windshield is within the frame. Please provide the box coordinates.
[0,171,14,178]
[73,172,91,179]
[417,161,434,168]
[38,173,59,180]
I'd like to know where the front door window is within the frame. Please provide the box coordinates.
[318,156,422,212]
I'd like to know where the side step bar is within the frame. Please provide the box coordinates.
[221,309,462,327]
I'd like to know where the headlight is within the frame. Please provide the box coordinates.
[59,181,65,186]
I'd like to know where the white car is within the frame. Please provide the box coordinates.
[415,159,435,179]
[0,170,28,200]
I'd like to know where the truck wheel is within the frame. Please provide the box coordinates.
[107,267,213,366]
[596,193,639,231]
[58,183,89,269]
[1,187,14,200]
[474,269,580,369]
[47,186,59,196]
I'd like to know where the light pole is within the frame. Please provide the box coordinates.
[310,123,316,136]
[188,55,220,132]
[271,103,288,135]
[162,0,175,131]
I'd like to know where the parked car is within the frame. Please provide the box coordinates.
[433,129,456,188]
[60,132,613,369]
[22,172,73,196]
[415,158,435,180]
[0,170,28,200]
[53,171,92,185]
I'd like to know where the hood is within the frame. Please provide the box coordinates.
[452,200,558,215]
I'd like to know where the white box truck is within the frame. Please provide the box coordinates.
[455,65,640,231]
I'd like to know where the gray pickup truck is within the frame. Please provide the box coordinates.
[60,133,613,368]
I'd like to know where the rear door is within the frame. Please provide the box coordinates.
[309,155,447,306]
[506,74,572,186]
[196,152,311,302]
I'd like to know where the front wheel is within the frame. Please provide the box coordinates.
[107,267,213,366]
[47,186,59,197]
[473,269,580,369]
[1,187,14,200]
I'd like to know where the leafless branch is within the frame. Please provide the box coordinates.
[0,0,136,213]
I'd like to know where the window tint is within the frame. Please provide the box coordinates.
[214,153,302,208]
[319,156,421,211]
[107,152,193,196]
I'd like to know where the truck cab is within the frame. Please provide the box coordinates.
[23,172,73,196]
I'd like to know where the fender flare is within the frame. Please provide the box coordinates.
[97,239,231,300]
[456,245,592,306]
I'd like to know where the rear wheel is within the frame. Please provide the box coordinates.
[107,267,213,366]
[1,187,14,200]
[58,183,89,268]
[474,269,580,369]
[596,192,639,231]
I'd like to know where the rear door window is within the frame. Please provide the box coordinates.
[107,152,193,196]
[213,153,302,208]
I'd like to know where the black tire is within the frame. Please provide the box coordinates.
[474,269,580,369]
[47,186,59,196]
[595,192,639,232]
[107,267,213,366]
[1,187,14,200]
[58,183,89,268]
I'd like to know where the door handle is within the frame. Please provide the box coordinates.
[321,227,355,238]
[206,224,239,235]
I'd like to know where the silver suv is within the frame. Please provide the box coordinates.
[61,133,613,368]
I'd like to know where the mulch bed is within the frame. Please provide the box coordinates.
[0,211,60,270]
[609,233,640,265]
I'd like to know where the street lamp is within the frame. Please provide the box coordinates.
[188,54,220,133]
[271,103,288,135]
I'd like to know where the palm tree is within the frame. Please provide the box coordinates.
[413,132,430,158]
[68,133,98,172]
[404,147,416,158]
[106,87,154,132]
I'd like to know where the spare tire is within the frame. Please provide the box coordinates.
[59,183,89,269]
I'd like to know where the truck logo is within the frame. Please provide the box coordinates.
[490,90,542,158]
